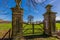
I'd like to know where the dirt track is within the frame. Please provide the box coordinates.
[0,30,9,38]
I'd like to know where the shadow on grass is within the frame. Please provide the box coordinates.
[24,33,51,39]
[0,38,12,40]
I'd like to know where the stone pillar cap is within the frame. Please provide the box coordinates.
[45,4,52,8]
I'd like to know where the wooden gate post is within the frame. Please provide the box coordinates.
[43,4,57,36]
[11,0,24,40]
[32,23,34,34]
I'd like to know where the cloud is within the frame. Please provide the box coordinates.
[35,0,46,3]
[0,10,8,14]
[49,0,57,4]
[34,10,39,13]
[56,16,60,21]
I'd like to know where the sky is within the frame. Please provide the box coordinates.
[0,0,60,22]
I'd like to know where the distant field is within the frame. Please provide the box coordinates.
[0,23,12,30]
[56,23,60,30]
[0,23,60,30]
[0,23,60,40]
[0,23,60,35]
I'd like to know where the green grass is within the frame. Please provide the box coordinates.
[23,23,60,36]
[23,24,44,36]
[0,23,12,30]
[0,23,60,32]
[0,23,60,34]
[56,23,60,30]
[0,23,60,40]
[0,23,59,28]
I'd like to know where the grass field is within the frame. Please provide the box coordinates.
[0,23,60,31]
[0,23,12,30]
[23,24,44,36]
[56,23,60,30]
[0,23,60,40]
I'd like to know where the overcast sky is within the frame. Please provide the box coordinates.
[0,0,60,22]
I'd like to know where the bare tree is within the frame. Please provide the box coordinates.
[28,15,34,24]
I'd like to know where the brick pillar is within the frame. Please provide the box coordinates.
[11,6,24,40]
[43,4,57,36]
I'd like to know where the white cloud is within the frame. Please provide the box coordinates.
[35,0,46,3]
[49,0,57,4]
[34,10,39,13]
[56,16,60,21]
